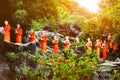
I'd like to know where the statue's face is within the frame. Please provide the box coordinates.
[87,38,90,41]
[96,39,99,42]
[17,24,20,28]
[109,33,111,36]
[42,31,45,35]
[31,29,33,32]
[104,41,106,43]
[65,36,69,40]
[5,21,8,25]
[54,36,57,39]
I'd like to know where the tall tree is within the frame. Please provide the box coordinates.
[98,0,120,33]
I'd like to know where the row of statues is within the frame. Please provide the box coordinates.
[40,32,118,60]
[40,32,70,54]
[86,33,118,59]
[2,20,70,54]
[3,20,36,43]
[2,20,119,60]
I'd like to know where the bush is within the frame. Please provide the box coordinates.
[6,50,97,80]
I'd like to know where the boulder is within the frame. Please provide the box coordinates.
[71,46,87,58]
[0,28,37,54]
[70,23,81,37]
[1,41,37,54]
[42,25,53,32]
[57,23,81,37]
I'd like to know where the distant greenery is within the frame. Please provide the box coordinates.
[0,0,120,42]
[0,0,94,29]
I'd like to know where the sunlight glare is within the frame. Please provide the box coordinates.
[75,0,100,12]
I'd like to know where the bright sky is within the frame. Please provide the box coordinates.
[75,0,100,12]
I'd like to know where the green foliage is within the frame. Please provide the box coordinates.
[1,0,120,38]
[10,49,97,80]
[30,20,43,30]
[115,73,120,78]
[113,33,120,44]
[52,50,97,80]
[22,52,39,62]
[6,52,19,61]
[98,0,120,33]
[16,0,23,8]
[0,0,95,31]
[15,9,28,23]
[72,40,86,46]
[60,12,86,25]
[17,62,50,80]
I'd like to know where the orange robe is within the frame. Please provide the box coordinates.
[40,35,47,52]
[86,41,92,53]
[16,28,23,43]
[113,43,118,51]
[64,40,70,50]
[109,41,113,48]
[96,42,101,58]
[99,39,102,45]
[53,39,59,54]
[108,36,112,41]
[4,24,10,42]
[108,36,113,48]
[30,32,36,42]
[102,43,108,59]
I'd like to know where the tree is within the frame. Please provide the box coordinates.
[98,0,120,34]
